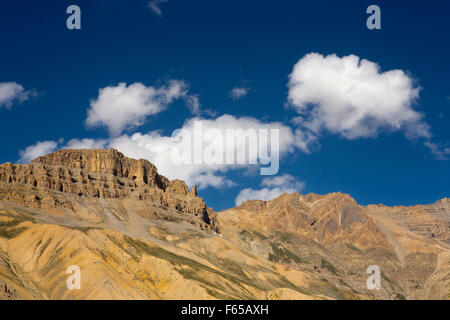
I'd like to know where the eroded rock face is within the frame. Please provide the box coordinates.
[237,200,267,213]
[166,180,189,196]
[34,148,169,188]
[220,192,450,300]
[0,279,18,300]
[233,192,388,248]
[0,149,219,233]
[0,149,448,300]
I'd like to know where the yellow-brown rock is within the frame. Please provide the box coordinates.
[0,149,219,233]
[0,149,448,300]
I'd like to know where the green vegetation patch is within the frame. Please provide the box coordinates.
[0,219,27,239]
[71,226,101,234]
[240,229,269,241]
[320,258,339,275]
[124,235,264,294]
[344,242,363,254]
[268,242,305,264]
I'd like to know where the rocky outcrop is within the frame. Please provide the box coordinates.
[166,180,189,196]
[220,192,450,299]
[1,148,168,197]
[0,149,448,300]
[366,199,450,246]
[237,200,267,213]
[234,192,389,248]
[0,149,219,232]
[0,280,17,300]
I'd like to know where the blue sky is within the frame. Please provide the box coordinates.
[0,0,449,210]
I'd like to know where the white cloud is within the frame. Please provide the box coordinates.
[0,82,34,109]
[261,174,305,190]
[235,174,305,205]
[287,53,449,158]
[64,138,108,150]
[109,115,302,188]
[288,53,425,139]
[148,0,168,16]
[22,114,308,189]
[86,80,199,136]
[423,141,450,161]
[17,138,107,164]
[229,86,250,100]
[184,94,201,115]
[18,140,59,163]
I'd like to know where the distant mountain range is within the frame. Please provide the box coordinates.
[0,149,448,299]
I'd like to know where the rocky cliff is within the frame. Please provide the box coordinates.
[0,149,448,300]
[0,149,219,233]
[223,193,449,299]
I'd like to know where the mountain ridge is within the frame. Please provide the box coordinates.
[0,148,219,233]
[0,149,448,300]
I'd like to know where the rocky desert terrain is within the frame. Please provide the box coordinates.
[0,148,448,299]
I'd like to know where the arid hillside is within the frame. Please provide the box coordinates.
[0,149,448,299]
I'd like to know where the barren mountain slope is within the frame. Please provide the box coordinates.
[221,193,449,299]
[0,149,448,300]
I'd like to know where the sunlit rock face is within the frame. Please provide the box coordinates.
[0,149,448,300]
[0,149,219,233]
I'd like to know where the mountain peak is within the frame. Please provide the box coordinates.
[30,148,169,189]
[0,149,219,233]
[32,148,124,163]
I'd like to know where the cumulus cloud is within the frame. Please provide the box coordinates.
[18,140,59,163]
[287,53,448,158]
[21,114,309,189]
[235,174,305,206]
[18,138,108,163]
[288,53,425,138]
[86,80,199,136]
[148,0,168,16]
[261,174,305,190]
[0,82,35,109]
[64,138,108,150]
[109,115,302,188]
[229,86,250,100]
